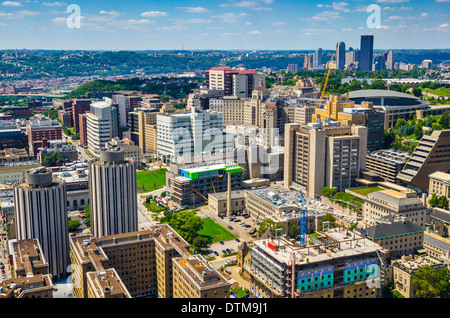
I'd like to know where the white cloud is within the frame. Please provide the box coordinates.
[377,0,410,3]
[247,30,262,35]
[176,7,210,13]
[2,1,21,6]
[307,11,342,22]
[18,10,40,15]
[211,12,247,24]
[171,18,212,24]
[141,11,167,17]
[220,0,272,11]
[42,1,66,6]
[272,21,287,26]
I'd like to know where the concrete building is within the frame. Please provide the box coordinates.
[26,116,63,155]
[0,239,54,298]
[88,148,138,238]
[37,140,78,164]
[391,254,445,298]
[423,231,450,265]
[244,186,323,234]
[58,110,73,127]
[286,64,298,74]
[209,96,246,125]
[53,166,89,211]
[0,148,29,163]
[86,101,113,157]
[0,129,28,151]
[206,67,265,98]
[428,172,450,205]
[0,160,41,184]
[284,123,368,198]
[79,113,88,147]
[312,93,384,152]
[362,188,428,228]
[366,149,410,183]
[247,229,385,298]
[358,220,425,257]
[427,208,450,238]
[166,162,243,207]
[138,108,160,155]
[107,137,142,168]
[70,224,230,299]
[208,190,246,217]
[13,167,70,279]
[397,130,450,191]
[157,108,233,164]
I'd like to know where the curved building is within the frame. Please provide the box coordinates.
[348,90,431,129]
[14,167,69,279]
[89,148,138,238]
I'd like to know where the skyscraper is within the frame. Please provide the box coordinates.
[303,54,312,70]
[360,35,374,72]
[386,51,395,70]
[86,101,113,157]
[88,148,138,238]
[313,48,323,69]
[14,167,69,279]
[336,41,346,70]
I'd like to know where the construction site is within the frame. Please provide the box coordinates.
[247,226,388,299]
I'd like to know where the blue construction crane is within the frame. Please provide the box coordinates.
[299,191,307,246]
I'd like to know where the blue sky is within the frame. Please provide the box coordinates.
[0,0,449,50]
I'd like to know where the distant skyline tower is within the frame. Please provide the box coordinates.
[360,35,374,72]
[303,53,312,70]
[336,41,346,70]
[14,167,70,279]
[386,50,395,70]
[89,148,138,238]
[313,48,323,69]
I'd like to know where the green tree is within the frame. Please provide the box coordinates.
[42,152,64,167]
[429,193,439,207]
[437,196,449,209]
[192,236,210,254]
[68,219,80,232]
[288,222,300,239]
[412,86,422,98]
[84,204,90,227]
[321,186,337,198]
[257,218,285,235]
[411,265,450,298]
[321,213,337,229]
[167,210,204,243]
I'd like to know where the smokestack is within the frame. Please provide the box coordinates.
[227,172,232,217]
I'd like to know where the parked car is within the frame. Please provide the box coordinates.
[228,226,233,230]
[235,239,240,242]
[220,241,224,245]
[225,269,231,275]
[213,251,219,256]
[222,250,227,254]
[226,248,231,254]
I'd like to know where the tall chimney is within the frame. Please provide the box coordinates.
[227,172,232,217]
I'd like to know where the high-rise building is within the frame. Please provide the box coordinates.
[79,113,88,147]
[287,64,299,74]
[205,67,265,98]
[397,130,450,191]
[157,108,233,164]
[386,51,395,70]
[72,99,91,135]
[86,101,113,157]
[313,48,323,69]
[303,54,312,70]
[14,167,69,279]
[88,148,138,238]
[336,41,346,70]
[373,55,386,71]
[360,35,374,72]
[284,123,367,198]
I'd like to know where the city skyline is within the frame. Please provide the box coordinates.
[0,0,448,50]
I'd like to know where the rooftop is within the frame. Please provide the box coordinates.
[360,221,425,240]
[429,171,450,183]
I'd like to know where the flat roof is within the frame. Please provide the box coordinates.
[429,171,450,182]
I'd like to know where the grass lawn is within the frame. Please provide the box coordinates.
[198,218,237,243]
[351,186,385,196]
[136,168,167,193]
[424,87,450,97]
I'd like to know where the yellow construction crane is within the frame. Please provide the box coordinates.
[315,53,335,109]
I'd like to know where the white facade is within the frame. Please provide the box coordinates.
[86,101,112,157]
[156,108,234,163]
